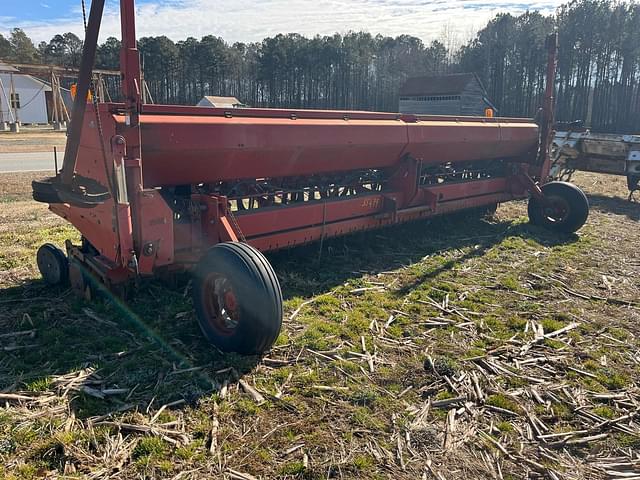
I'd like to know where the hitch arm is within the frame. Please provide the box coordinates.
[59,0,106,185]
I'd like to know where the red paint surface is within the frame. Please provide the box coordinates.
[110,110,538,187]
[61,103,540,279]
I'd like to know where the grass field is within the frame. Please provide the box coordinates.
[0,171,639,479]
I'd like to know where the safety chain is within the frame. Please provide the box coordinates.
[226,208,247,243]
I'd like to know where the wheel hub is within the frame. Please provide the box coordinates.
[203,273,240,335]
[542,195,569,224]
[37,247,62,284]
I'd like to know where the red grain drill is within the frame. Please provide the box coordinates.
[32,1,588,354]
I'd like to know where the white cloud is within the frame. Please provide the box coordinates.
[1,0,565,46]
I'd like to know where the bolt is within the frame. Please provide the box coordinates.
[143,243,154,256]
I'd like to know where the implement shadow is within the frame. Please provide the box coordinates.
[268,212,580,301]
[0,276,259,420]
[0,210,576,419]
[587,193,640,222]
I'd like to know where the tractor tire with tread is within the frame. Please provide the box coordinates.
[192,242,283,355]
[528,181,589,233]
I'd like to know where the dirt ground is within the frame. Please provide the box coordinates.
[0,127,67,153]
[0,171,638,479]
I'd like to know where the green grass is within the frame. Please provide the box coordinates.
[486,394,523,415]
[1,180,638,479]
[597,371,629,390]
[614,433,640,449]
[541,317,567,333]
[0,220,79,268]
[133,437,169,460]
[592,405,616,419]
[550,402,573,421]
[496,421,515,433]
[279,461,307,476]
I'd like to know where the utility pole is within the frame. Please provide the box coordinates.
[51,70,60,129]
[56,75,70,123]
[141,55,147,104]
[0,77,15,129]
[9,73,19,132]
[52,73,67,130]
[0,77,5,131]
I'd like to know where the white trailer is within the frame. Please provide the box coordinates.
[552,129,640,199]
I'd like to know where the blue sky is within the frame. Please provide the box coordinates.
[1,0,564,45]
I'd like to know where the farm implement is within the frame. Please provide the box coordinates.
[32,0,589,354]
[552,124,640,200]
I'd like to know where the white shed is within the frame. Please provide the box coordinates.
[0,63,52,124]
[197,96,246,109]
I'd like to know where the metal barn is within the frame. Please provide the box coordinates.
[399,73,495,116]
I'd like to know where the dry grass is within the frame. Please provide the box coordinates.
[0,129,66,153]
[0,171,639,479]
[0,171,55,203]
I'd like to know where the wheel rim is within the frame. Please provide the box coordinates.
[37,247,61,284]
[541,195,570,224]
[201,272,240,336]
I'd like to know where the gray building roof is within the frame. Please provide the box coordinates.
[197,96,245,108]
[400,73,483,97]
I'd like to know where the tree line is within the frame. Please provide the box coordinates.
[1,0,638,133]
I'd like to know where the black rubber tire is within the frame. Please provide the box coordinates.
[36,243,69,286]
[528,181,589,233]
[192,242,283,355]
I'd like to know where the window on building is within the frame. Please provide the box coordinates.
[10,93,20,109]
[400,95,461,102]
